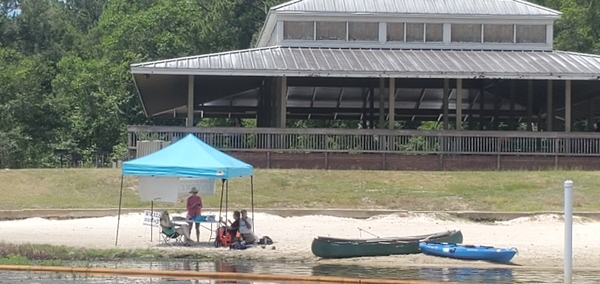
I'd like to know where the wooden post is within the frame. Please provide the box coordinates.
[456,79,463,130]
[187,75,194,127]
[527,80,533,131]
[547,80,553,131]
[443,79,449,130]
[388,78,395,129]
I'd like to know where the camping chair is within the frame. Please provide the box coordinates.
[160,225,184,246]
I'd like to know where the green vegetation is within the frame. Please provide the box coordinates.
[1,0,600,168]
[1,168,599,212]
[0,242,207,265]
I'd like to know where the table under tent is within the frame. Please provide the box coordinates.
[115,134,254,245]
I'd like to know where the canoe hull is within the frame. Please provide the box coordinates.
[311,230,463,258]
[419,242,517,263]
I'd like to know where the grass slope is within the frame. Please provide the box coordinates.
[0,169,599,212]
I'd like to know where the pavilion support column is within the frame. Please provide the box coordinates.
[362,89,368,129]
[369,87,375,129]
[455,79,462,131]
[527,80,533,131]
[479,82,485,130]
[379,78,385,129]
[493,90,499,130]
[275,76,287,128]
[509,81,516,130]
[257,78,274,127]
[187,75,194,127]
[467,85,475,130]
[589,93,594,131]
[565,80,572,132]
[273,77,281,127]
[257,80,265,127]
[388,78,395,130]
[547,80,553,131]
[443,79,449,130]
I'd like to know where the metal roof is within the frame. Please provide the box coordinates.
[131,47,600,80]
[271,0,561,17]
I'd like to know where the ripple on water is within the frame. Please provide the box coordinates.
[2,261,600,284]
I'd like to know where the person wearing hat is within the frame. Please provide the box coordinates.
[186,187,203,242]
[160,210,193,246]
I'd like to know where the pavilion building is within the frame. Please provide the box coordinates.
[129,0,600,170]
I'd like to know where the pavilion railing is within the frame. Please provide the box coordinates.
[127,126,600,158]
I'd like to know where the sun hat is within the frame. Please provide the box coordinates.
[190,187,199,193]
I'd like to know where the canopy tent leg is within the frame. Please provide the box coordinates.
[251,175,254,232]
[150,200,154,242]
[115,174,124,246]
[218,180,225,225]
[225,180,229,220]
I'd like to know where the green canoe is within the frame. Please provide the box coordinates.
[311,229,463,258]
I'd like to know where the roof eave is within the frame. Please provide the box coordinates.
[514,0,562,16]
[270,0,304,11]
[130,46,275,67]
[275,10,561,19]
[272,0,562,17]
[130,67,600,81]
[131,73,149,117]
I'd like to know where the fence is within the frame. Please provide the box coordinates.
[127,126,600,157]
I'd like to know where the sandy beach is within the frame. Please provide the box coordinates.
[1,211,598,270]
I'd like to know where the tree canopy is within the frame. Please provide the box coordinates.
[0,0,598,168]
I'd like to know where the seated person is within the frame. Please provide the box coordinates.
[225,210,241,237]
[238,209,256,244]
[160,210,193,245]
[216,211,241,247]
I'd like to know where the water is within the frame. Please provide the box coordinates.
[1,260,600,283]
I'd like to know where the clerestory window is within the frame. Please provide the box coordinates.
[348,22,379,41]
[387,23,405,42]
[516,25,546,43]
[484,24,514,43]
[316,22,346,40]
[284,21,314,40]
[426,23,443,42]
[406,23,425,42]
[451,24,482,43]
[281,21,550,48]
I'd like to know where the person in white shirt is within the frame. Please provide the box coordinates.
[238,209,256,244]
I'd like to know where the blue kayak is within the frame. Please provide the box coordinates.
[419,242,517,263]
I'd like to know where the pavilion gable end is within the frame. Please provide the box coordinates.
[256,0,561,51]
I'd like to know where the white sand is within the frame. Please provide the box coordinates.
[1,211,599,269]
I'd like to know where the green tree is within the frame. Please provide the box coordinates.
[52,56,132,155]
[0,48,64,167]
[531,0,600,54]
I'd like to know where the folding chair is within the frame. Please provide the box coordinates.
[160,226,184,246]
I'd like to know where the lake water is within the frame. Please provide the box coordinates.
[1,260,599,283]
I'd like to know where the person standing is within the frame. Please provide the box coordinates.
[186,187,203,242]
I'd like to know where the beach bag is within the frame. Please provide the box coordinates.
[258,236,273,245]
[215,227,232,247]
[230,243,251,250]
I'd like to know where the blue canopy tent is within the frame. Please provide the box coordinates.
[116,134,254,245]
